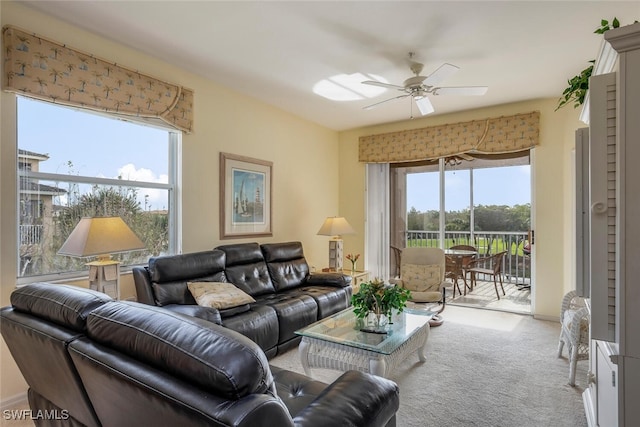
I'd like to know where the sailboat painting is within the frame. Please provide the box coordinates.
[232,168,265,224]
[220,152,272,239]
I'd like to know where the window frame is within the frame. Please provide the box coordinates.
[15,96,181,284]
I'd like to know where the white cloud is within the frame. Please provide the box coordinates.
[115,163,169,211]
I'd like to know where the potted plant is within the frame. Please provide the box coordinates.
[351,278,411,333]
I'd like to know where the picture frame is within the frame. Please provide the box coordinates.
[220,152,273,239]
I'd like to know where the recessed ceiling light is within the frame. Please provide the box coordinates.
[313,73,388,101]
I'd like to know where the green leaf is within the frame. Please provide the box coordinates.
[613,17,620,28]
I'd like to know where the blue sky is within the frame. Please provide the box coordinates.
[18,97,170,210]
[407,165,531,212]
[19,97,168,177]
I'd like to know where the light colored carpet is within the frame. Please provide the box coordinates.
[271,305,588,427]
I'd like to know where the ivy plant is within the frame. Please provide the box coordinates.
[556,18,622,111]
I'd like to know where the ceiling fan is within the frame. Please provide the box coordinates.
[362,53,488,116]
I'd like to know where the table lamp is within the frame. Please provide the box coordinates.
[317,216,355,271]
[58,216,145,299]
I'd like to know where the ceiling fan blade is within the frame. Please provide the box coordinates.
[434,86,488,96]
[414,96,434,115]
[363,94,410,110]
[423,63,459,86]
[361,80,406,90]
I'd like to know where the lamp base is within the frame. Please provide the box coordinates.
[328,239,344,271]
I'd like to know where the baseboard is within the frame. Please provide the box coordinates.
[533,313,560,322]
[0,392,28,411]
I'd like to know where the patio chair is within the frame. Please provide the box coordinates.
[557,290,589,386]
[448,244,478,295]
[466,250,508,299]
[390,247,447,326]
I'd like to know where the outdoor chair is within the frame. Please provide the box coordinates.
[557,290,590,386]
[447,244,478,295]
[466,250,508,299]
[390,247,447,326]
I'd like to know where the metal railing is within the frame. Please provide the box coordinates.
[403,230,531,286]
[19,224,44,245]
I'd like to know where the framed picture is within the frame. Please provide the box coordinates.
[220,152,273,239]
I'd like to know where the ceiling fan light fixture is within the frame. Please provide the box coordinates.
[314,73,389,101]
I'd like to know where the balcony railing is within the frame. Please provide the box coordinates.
[403,230,531,286]
[19,224,44,245]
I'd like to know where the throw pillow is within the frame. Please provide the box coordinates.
[187,282,255,309]
[401,263,441,292]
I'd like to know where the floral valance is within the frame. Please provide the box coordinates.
[2,26,193,133]
[359,111,539,163]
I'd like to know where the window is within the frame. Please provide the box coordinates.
[17,96,179,280]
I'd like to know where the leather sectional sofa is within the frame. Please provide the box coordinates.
[1,284,399,427]
[133,241,353,357]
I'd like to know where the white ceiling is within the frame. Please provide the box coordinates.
[20,1,640,131]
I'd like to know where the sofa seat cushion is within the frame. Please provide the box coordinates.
[253,293,318,344]
[270,366,327,417]
[291,286,351,319]
[86,301,273,400]
[221,305,280,354]
[188,282,256,309]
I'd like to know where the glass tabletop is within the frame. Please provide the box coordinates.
[295,307,434,355]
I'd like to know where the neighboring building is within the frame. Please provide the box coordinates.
[18,149,66,276]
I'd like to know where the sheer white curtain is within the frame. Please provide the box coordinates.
[365,163,390,280]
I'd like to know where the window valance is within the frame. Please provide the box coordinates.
[359,111,539,163]
[2,26,193,133]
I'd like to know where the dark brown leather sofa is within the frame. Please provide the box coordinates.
[1,284,399,427]
[133,241,353,357]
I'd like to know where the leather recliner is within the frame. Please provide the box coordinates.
[134,241,353,357]
[1,284,399,427]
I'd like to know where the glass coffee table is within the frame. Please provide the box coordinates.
[295,307,434,378]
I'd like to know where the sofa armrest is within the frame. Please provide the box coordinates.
[293,370,399,427]
[132,266,156,305]
[306,273,352,288]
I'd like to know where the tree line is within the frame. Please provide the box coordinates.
[407,204,531,232]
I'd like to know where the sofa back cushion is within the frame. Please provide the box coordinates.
[148,250,227,306]
[217,243,276,296]
[10,283,112,331]
[86,301,274,400]
[261,242,309,292]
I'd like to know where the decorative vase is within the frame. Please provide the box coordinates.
[351,261,357,274]
[360,310,388,334]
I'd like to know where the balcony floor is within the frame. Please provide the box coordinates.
[447,278,531,314]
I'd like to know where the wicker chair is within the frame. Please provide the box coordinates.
[466,250,508,299]
[557,290,590,386]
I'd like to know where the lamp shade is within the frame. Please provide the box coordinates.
[57,217,145,258]
[317,217,355,237]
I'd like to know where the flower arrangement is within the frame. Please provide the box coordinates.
[351,278,411,332]
[346,253,360,272]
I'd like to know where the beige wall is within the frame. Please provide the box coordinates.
[0,2,340,402]
[338,99,584,320]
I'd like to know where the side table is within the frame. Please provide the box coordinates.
[321,268,369,293]
[344,270,369,294]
